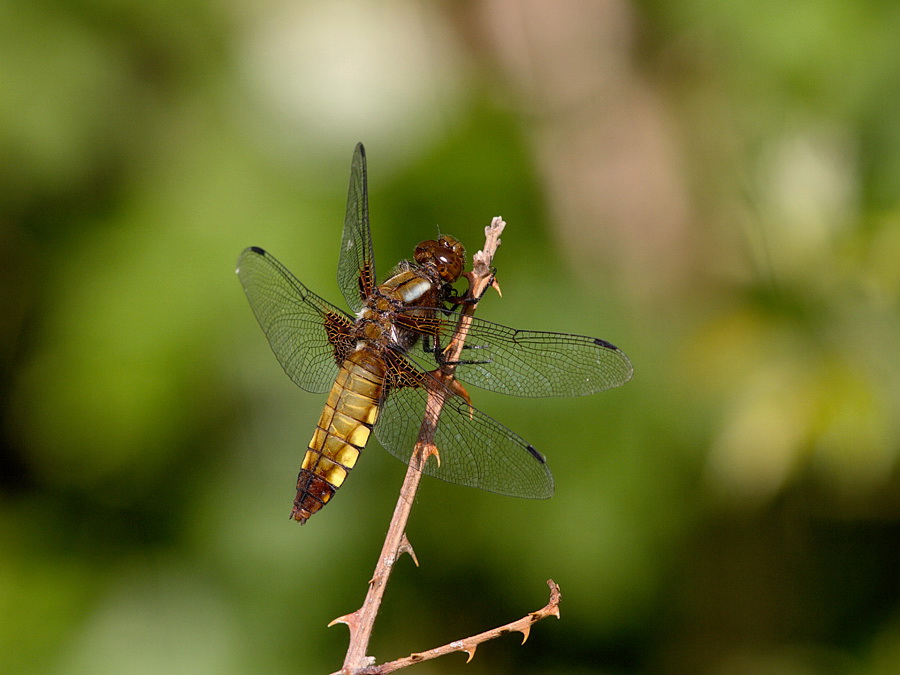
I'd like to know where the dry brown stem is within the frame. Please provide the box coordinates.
[331,218,557,674]
[358,579,562,674]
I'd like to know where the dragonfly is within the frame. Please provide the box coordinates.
[236,143,633,523]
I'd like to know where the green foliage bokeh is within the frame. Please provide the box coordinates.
[1,2,899,674]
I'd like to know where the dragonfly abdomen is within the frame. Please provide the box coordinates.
[291,348,385,523]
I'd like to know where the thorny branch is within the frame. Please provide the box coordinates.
[359,580,562,674]
[330,218,558,674]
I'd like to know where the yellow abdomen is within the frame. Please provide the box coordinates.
[291,348,385,523]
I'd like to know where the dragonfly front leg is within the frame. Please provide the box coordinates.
[419,326,492,368]
[447,268,498,306]
[432,268,500,367]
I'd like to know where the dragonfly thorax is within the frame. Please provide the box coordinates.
[355,295,420,352]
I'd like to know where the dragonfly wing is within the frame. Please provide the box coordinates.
[401,310,633,398]
[456,316,634,397]
[237,246,354,394]
[337,143,377,313]
[373,354,554,499]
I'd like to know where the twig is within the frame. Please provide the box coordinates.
[359,579,562,674]
[329,437,430,673]
[332,218,555,674]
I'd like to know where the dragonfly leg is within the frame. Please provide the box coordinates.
[437,342,492,367]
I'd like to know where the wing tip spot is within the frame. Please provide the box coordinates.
[526,444,546,463]
[593,338,618,350]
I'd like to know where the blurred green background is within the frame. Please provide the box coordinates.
[2,1,899,673]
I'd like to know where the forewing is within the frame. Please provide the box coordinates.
[337,143,376,313]
[373,355,554,499]
[237,246,354,394]
[401,310,633,398]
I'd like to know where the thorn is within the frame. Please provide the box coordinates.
[327,610,359,629]
[423,444,441,468]
[519,625,532,644]
[463,644,477,663]
[491,277,502,297]
[398,533,419,567]
[444,377,475,421]
[368,566,388,586]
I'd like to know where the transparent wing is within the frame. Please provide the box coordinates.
[400,310,634,397]
[236,246,354,394]
[337,143,376,313]
[373,356,554,499]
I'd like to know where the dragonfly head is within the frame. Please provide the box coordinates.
[414,235,466,283]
